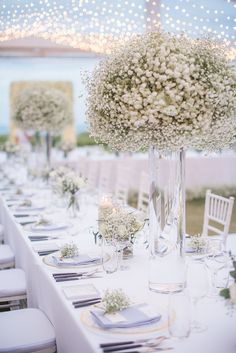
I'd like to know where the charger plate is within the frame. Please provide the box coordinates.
[42,251,109,269]
[80,304,174,336]
[24,222,72,232]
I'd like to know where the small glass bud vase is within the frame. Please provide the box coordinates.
[122,241,134,259]
[67,193,80,218]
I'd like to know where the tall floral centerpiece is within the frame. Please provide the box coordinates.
[87,31,236,293]
[13,86,71,165]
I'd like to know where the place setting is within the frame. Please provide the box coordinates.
[42,242,105,271]
[78,288,171,341]
[23,214,72,232]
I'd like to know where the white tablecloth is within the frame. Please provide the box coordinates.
[1,192,236,353]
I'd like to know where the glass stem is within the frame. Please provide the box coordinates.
[211,270,217,294]
[192,298,199,326]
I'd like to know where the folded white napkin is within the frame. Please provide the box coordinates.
[52,254,100,266]
[32,243,59,252]
[90,303,162,329]
[31,223,68,231]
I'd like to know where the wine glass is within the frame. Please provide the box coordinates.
[187,261,209,333]
[205,239,229,297]
[168,290,191,339]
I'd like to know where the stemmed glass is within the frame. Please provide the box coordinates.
[205,239,229,297]
[187,261,209,333]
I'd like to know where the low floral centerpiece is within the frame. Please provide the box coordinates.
[98,207,144,258]
[1,141,20,158]
[188,233,208,254]
[50,168,86,217]
[58,140,76,158]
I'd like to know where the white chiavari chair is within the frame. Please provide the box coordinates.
[98,162,113,194]
[114,166,130,206]
[0,244,15,270]
[202,189,234,242]
[0,268,27,309]
[137,172,149,215]
[86,161,99,190]
[0,308,56,353]
[0,223,4,244]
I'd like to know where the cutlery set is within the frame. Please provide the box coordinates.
[28,235,59,242]
[99,336,172,353]
[72,297,102,308]
[37,249,58,256]
[52,269,103,283]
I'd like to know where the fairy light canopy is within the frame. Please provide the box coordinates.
[0,0,235,59]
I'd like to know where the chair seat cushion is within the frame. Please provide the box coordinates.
[0,224,4,239]
[0,308,56,353]
[0,269,26,298]
[0,245,14,265]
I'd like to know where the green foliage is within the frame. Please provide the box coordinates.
[76,132,98,146]
[220,288,230,299]
[230,270,236,281]
[0,135,8,144]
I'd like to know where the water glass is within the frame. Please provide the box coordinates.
[102,240,119,274]
[187,260,209,332]
[205,239,229,297]
[168,291,191,339]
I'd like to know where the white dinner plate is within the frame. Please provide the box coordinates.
[43,251,105,269]
[80,303,171,336]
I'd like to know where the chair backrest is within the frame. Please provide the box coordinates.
[137,172,149,215]
[86,161,99,189]
[114,166,130,205]
[202,189,234,239]
[98,162,113,194]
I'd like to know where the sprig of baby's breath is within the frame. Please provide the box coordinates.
[60,243,79,258]
[102,289,130,314]
[189,234,208,253]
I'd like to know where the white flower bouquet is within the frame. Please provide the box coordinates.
[51,168,86,216]
[54,172,86,196]
[58,141,76,156]
[87,32,236,152]
[13,87,72,133]
[1,141,20,154]
[99,207,143,244]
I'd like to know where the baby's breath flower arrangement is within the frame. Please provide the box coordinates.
[60,243,79,259]
[1,141,20,155]
[58,141,76,157]
[51,169,86,216]
[99,208,143,244]
[87,32,236,152]
[19,199,32,207]
[35,216,52,227]
[13,87,72,133]
[102,289,130,314]
[189,234,208,253]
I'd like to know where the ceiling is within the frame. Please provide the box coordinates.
[0,0,235,59]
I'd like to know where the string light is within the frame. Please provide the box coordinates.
[0,0,234,59]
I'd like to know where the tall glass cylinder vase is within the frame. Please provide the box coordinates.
[148,146,186,293]
[45,131,52,166]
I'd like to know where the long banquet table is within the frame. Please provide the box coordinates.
[0,188,236,353]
